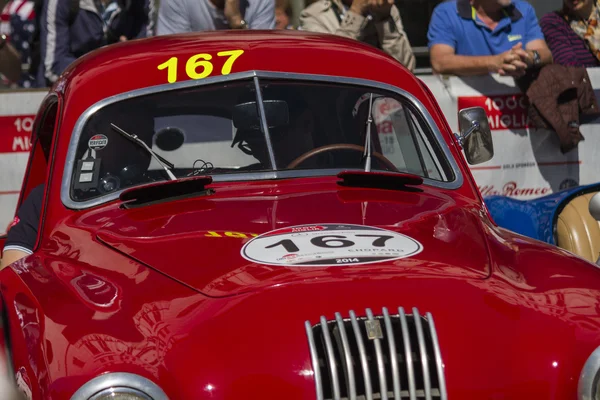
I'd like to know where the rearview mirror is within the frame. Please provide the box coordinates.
[457,107,494,165]
[155,127,185,151]
[589,192,600,221]
[232,100,289,131]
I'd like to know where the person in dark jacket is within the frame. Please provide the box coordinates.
[36,0,150,87]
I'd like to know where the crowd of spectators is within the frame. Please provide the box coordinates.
[0,0,600,88]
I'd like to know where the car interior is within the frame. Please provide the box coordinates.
[555,191,600,264]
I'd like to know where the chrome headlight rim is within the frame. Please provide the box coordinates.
[70,372,168,400]
[579,346,600,400]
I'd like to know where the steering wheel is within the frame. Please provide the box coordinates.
[287,143,399,172]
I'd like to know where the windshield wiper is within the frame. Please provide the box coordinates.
[337,170,423,191]
[110,123,176,181]
[119,175,214,208]
[362,93,375,172]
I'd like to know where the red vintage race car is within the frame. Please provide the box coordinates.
[1,29,599,400]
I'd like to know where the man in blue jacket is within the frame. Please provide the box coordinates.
[35,0,150,87]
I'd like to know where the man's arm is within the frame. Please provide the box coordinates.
[373,5,415,71]
[430,44,491,75]
[520,39,553,67]
[40,0,78,84]
[0,249,29,270]
[430,43,525,76]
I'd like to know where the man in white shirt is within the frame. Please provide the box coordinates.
[156,0,275,33]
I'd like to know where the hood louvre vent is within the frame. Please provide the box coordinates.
[305,307,447,400]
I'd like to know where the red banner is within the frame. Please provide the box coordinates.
[458,94,530,131]
[0,115,34,153]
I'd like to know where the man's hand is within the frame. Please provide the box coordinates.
[492,43,528,77]
[368,0,393,20]
[349,0,369,16]
[224,0,245,28]
[349,0,392,20]
[512,47,541,68]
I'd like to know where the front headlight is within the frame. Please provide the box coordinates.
[579,346,600,400]
[89,387,151,400]
[70,372,168,400]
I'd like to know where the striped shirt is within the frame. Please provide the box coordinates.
[540,11,600,68]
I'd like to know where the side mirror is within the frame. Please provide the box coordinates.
[589,192,600,221]
[232,100,289,131]
[457,107,494,165]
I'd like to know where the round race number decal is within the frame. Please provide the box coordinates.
[241,223,423,267]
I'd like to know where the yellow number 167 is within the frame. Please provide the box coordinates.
[157,49,244,84]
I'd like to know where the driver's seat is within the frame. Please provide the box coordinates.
[555,191,600,263]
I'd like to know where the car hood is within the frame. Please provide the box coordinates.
[94,180,492,297]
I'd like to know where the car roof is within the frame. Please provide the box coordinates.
[53,30,424,112]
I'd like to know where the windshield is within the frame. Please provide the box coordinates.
[70,78,454,202]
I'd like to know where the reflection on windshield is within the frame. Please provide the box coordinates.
[71,78,453,202]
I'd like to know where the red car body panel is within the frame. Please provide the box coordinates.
[1,30,599,399]
[95,178,491,296]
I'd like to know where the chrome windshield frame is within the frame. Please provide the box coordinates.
[61,70,465,210]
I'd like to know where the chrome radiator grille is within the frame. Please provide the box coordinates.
[304,307,447,400]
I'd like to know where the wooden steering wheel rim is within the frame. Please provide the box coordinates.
[286,143,399,171]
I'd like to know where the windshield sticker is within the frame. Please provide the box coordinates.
[241,223,423,267]
[88,134,108,151]
[157,49,244,84]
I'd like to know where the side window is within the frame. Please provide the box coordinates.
[406,110,446,180]
[373,97,450,181]
[19,99,58,202]
[3,98,59,242]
